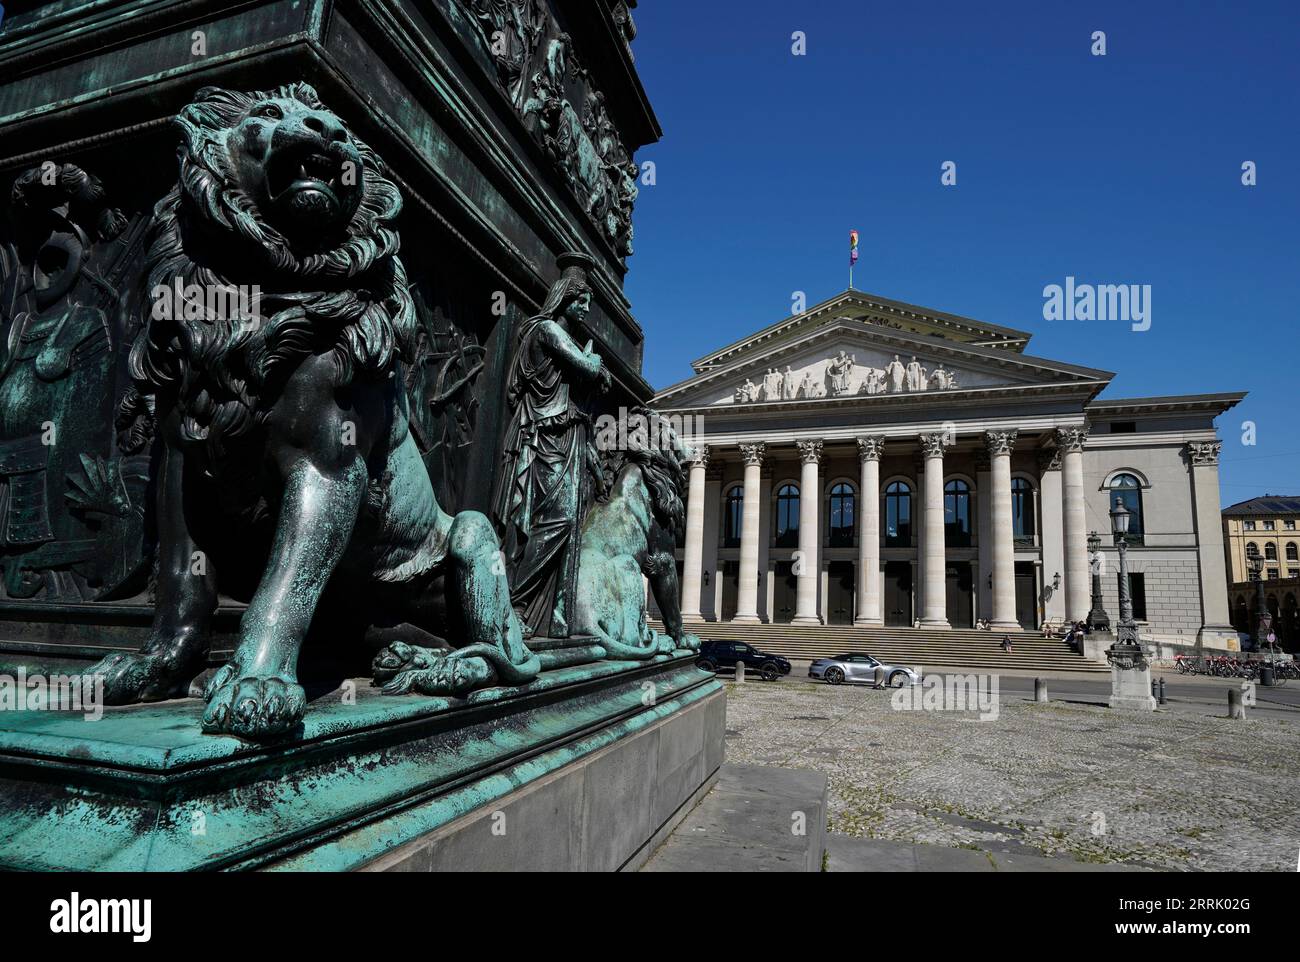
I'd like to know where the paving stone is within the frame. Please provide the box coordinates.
[723,678,1300,871]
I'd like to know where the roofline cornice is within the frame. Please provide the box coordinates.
[1085,392,1248,417]
[687,289,1034,371]
[654,379,1110,417]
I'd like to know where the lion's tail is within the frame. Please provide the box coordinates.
[594,617,659,662]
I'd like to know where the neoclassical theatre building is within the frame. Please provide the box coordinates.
[652,290,1245,650]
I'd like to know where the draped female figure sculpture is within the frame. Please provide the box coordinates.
[493,252,611,637]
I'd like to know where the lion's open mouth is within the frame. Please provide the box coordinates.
[266,144,346,208]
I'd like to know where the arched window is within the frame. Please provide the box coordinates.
[1108,473,1144,542]
[723,485,743,548]
[885,481,912,547]
[1246,542,1260,558]
[1011,477,1036,540]
[1266,543,1278,560]
[775,484,800,548]
[944,479,972,547]
[1287,543,1298,561]
[829,482,855,547]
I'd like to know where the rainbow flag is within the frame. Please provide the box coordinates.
[849,229,859,266]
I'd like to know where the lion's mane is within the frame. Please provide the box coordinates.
[599,408,688,539]
[130,82,416,465]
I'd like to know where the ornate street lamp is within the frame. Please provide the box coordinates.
[1106,497,1147,672]
[1086,530,1110,632]
[1248,554,1270,654]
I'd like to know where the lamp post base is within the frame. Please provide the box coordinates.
[1108,661,1156,711]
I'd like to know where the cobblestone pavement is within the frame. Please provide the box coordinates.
[721,678,1300,872]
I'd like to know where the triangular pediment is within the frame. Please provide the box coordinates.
[654,317,1112,409]
[687,289,1034,375]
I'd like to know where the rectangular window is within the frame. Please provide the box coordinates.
[1289,568,1299,579]
[1287,520,1296,530]
[1268,568,1280,580]
[1244,520,1256,530]
[1263,520,1275,530]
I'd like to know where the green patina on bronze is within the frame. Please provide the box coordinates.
[0,1,706,870]
[0,653,718,871]
[576,408,702,659]
[46,83,538,740]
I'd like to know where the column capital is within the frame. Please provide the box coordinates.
[1054,425,1090,453]
[1186,440,1222,466]
[796,439,823,464]
[984,429,1018,457]
[856,435,886,462]
[685,444,710,469]
[918,432,952,459]
[738,442,766,466]
[1037,447,1063,473]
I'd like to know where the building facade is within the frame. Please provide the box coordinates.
[652,290,1245,650]
[1222,497,1300,651]
[1222,495,1300,584]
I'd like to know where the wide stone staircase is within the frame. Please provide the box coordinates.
[652,619,1109,673]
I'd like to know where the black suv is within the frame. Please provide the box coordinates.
[696,640,791,682]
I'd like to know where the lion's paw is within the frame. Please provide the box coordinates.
[201,665,305,739]
[372,644,492,696]
[677,633,702,652]
[82,650,191,704]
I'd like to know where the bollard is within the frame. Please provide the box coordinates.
[734,660,745,684]
[1228,688,1245,720]
[1157,677,1166,705]
[1034,678,1048,703]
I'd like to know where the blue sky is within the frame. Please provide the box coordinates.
[622,0,1299,507]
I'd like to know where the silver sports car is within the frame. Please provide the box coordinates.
[808,653,921,687]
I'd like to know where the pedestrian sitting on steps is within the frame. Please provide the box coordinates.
[1001,634,1013,653]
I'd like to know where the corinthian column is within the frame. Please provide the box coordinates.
[733,442,765,623]
[1056,426,1090,623]
[856,436,885,625]
[1186,441,1237,646]
[793,439,823,625]
[985,430,1020,629]
[918,432,951,628]
[680,445,709,621]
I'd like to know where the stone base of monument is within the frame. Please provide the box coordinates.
[1109,663,1157,711]
[1081,631,1115,664]
[0,651,723,871]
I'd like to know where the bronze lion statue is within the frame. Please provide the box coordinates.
[575,410,700,659]
[82,83,538,738]
[364,410,702,694]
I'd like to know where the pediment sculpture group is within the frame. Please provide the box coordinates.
[734,350,960,404]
